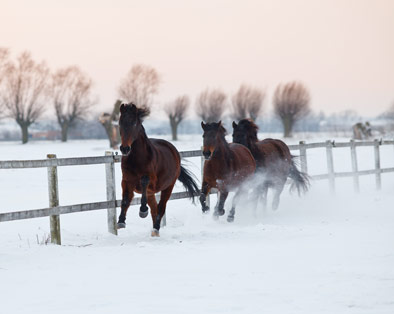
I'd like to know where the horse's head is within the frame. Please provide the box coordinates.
[119,103,150,156]
[232,119,258,147]
[201,121,227,160]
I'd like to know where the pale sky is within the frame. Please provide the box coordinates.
[1,0,393,118]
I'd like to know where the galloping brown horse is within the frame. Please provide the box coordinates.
[117,103,199,236]
[200,121,256,222]
[232,119,309,210]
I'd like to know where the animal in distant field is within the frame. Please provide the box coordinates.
[352,122,372,140]
[232,119,309,210]
[117,103,199,236]
[200,121,256,222]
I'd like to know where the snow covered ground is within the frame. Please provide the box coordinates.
[1,134,394,314]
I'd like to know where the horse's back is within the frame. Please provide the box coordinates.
[150,138,180,159]
[149,138,181,180]
[256,138,291,179]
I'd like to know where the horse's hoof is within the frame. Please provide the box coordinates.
[227,216,234,223]
[151,228,160,237]
[202,208,210,214]
[139,210,148,218]
[218,209,225,216]
[117,222,126,229]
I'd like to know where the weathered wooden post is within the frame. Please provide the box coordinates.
[374,139,382,190]
[201,147,210,208]
[105,151,117,235]
[326,140,335,194]
[350,139,360,193]
[299,141,308,174]
[47,154,61,245]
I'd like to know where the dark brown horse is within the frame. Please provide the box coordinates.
[232,119,309,210]
[117,103,199,236]
[200,121,256,222]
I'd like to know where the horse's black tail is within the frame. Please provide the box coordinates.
[289,157,310,195]
[178,165,200,203]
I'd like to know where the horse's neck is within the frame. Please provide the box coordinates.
[130,129,153,162]
[247,139,259,155]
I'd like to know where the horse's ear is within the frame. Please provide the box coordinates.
[232,121,237,129]
[218,120,222,126]
[120,104,126,113]
[201,121,206,130]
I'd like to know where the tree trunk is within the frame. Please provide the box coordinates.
[20,123,29,144]
[170,118,178,141]
[282,116,293,138]
[61,122,69,142]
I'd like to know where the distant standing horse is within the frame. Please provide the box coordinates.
[200,121,256,222]
[117,103,199,236]
[232,119,309,210]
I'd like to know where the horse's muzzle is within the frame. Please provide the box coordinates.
[203,150,211,160]
[120,145,131,156]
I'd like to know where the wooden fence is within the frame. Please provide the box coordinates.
[1,139,393,244]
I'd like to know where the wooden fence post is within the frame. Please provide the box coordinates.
[374,139,382,190]
[105,151,117,235]
[326,140,335,194]
[47,154,61,245]
[201,147,210,208]
[350,140,360,193]
[299,141,308,174]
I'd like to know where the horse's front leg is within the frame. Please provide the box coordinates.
[139,175,150,218]
[213,190,228,218]
[199,181,211,213]
[117,181,134,229]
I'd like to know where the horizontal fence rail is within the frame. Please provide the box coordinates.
[1,139,394,244]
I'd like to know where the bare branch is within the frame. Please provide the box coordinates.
[118,64,160,109]
[195,88,227,122]
[231,84,265,121]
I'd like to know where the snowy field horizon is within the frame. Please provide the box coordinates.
[1,134,394,314]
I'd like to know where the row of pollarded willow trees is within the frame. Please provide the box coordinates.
[0,48,96,144]
[121,64,312,140]
[165,82,310,140]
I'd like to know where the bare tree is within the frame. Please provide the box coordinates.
[195,88,227,122]
[0,51,49,143]
[118,64,160,109]
[231,84,265,121]
[0,47,10,115]
[51,66,96,142]
[273,81,310,137]
[165,95,190,140]
[0,47,9,79]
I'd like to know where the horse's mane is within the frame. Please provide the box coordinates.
[120,103,150,121]
[238,119,258,142]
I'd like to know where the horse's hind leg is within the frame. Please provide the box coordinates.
[139,175,150,218]
[152,184,175,237]
[272,182,285,211]
[227,189,242,222]
[117,181,134,229]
